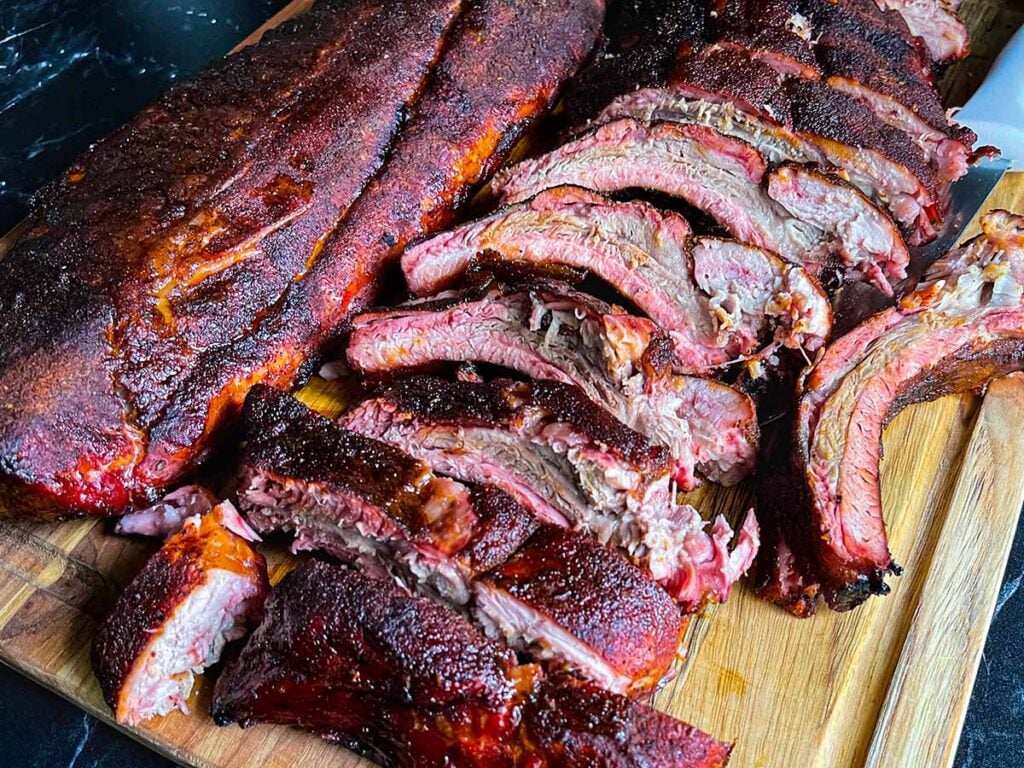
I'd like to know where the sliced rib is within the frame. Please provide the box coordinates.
[599,87,826,166]
[873,0,969,63]
[401,185,830,363]
[599,90,911,293]
[493,116,904,293]
[812,27,975,183]
[236,386,683,694]
[766,164,909,294]
[801,0,933,82]
[781,80,941,247]
[493,119,831,264]
[347,281,760,488]
[212,559,535,765]
[526,675,733,768]
[666,49,941,243]
[782,211,1024,611]
[339,376,759,611]
[91,502,268,725]
[473,519,684,695]
[707,0,820,78]
[211,560,733,767]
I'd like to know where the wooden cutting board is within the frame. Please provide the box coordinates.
[1,2,1023,767]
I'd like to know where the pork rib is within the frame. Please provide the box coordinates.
[873,0,969,63]
[211,559,732,767]
[235,386,682,694]
[493,119,912,292]
[707,0,820,78]
[92,502,268,725]
[767,211,1024,612]
[401,186,830,364]
[809,13,975,183]
[339,376,759,611]
[0,0,460,516]
[0,0,603,517]
[664,48,941,243]
[800,0,933,82]
[765,164,909,293]
[347,281,760,488]
[493,120,830,264]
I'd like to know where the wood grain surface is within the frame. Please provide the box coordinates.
[0,2,1022,767]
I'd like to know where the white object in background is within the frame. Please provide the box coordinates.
[955,24,1024,167]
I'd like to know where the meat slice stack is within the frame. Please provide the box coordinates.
[337,376,758,612]
[212,558,733,768]
[347,279,760,488]
[0,0,604,517]
[496,0,980,282]
[760,211,1024,614]
[236,385,684,694]
[401,186,832,365]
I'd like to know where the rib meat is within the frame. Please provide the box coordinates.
[493,118,906,293]
[599,90,911,294]
[212,559,533,766]
[765,164,909,294]
[270,0,605,363]
[473,520,683,695]
[0,0,460,516]
[873,0,969,63]
[402,186,830,365]
[493,120,831,264]
[692,0,974,182]
[339,376,759,611]
[599,88,826,166]
[666,48,941,242]
[0,0,603,517]
[91,502,268,725]
[769,211,1024,612]
[235,386,682,694]
[810,15,974,182]
[707,0,820,78]
[346,281,760,488]
[778,79,942,241]
[800,0,933,82]
[211,559,732,767]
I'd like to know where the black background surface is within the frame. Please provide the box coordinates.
[0,2,1020,766]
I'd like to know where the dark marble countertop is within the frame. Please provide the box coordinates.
[0,2,1021,766]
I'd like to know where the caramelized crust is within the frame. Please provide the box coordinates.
[481,526,684,691]
[0,0,462,516]
[240,385,449,542]
[461,485,541,574]
[213,560,729,766]
[523,676,733,767]
[708,0,819,77]
[0,0,603,517]
[781,79,937,196]
[212,560,529,766]
[368,376,672,475]
[559,0,706,125]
